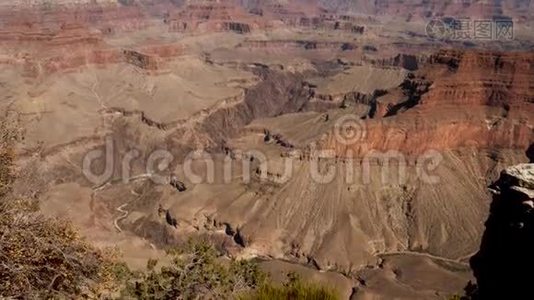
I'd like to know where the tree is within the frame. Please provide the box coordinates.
[0,120,16,197]
[0,200,129,298]
[0,121,129,298]
[123,238,267,299]
[124,238,340,300]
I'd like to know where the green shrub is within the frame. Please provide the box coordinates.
[0,120,16,197]
[123,240,340,300]
[0,198,130,298]
[122,238,268,299]
[0,121,128,298]
[242,272,340,300]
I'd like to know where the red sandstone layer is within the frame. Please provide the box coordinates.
[317,50,534,157]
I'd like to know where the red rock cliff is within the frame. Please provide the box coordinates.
[317,50,534,158]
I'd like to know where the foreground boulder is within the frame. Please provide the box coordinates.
[471,164,534,299]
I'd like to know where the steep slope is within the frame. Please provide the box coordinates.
[173,49,533,271]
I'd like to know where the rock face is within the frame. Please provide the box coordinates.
[166,0,268,33]
[369,54,426,71]
[316,49,534,158]
[167,1,368,34]
[148,49,532,278]
[122,45,184,72]
[221,21,251,33]
[0,2,152,34]
[424,50,534,107]
[316,0,534,21]
[241,0,534,22]
[123,49,160,70]
[497,164,534,198]
[3,0,534,28]
[262,6,366,33]
[238,39,357,51]
[0,4,186,76]
[471,164,534,299]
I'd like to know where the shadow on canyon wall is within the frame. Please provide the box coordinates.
[469,151,534,299]
[527,144,534,163]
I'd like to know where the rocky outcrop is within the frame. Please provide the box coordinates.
[123,49,160,70]
[0,2,188,75]
[262,129,295,149]
[165,0,365,35]
[221,21,251,34]
[471,164,534,299]
[382,74,431,117]
[11,44,185,77]
[315,49,534,158]
[318,106,533,158]
[205,71,310,141]
[166,0,268,33]
[238,39,357,51]
[368,53,428,71]
[0,23,103,45]
[317,0,534,21]
[314,90,375,105]
[170,175,187,192]
[296,15,365,34]
[0,19,185,76]
[422,50,534,108]
[251,3,315,23]
[255,3,367,33]
[41,48,122,75]
[0,2,153,34]
[291,15,365,34]
[165,210,178,228]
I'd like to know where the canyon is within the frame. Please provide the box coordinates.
[1,0,534,299]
